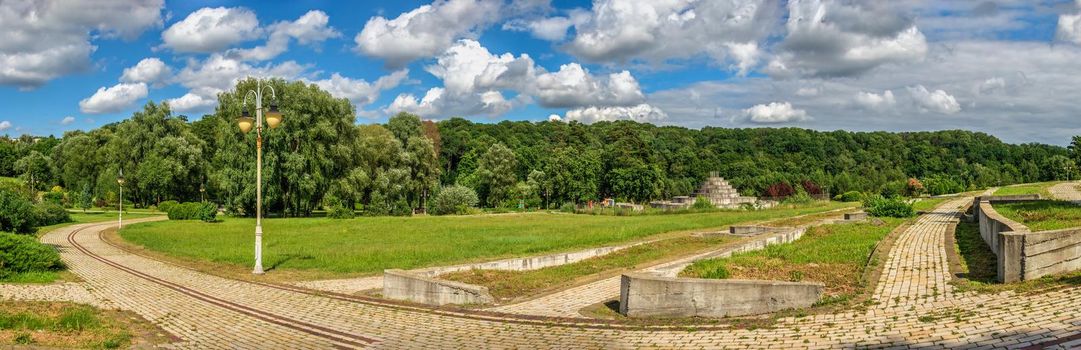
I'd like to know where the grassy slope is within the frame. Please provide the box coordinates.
[993,201,1081,231]
[680,218,905,297]
[993,181,1058,197]
[441,236,734,301]
[119,201,853,276]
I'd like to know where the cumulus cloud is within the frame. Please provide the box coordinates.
[60,116,75,125]
[854,90,896,110]
[907,85,960,114]
[161,7,261,53]
[503,9,590,41]
[741,102,808,123]
[767,0,928,78]
[354,0,503,68]
[311,70,409,107]
[120,58,172,86]
[564,104,668,124]
[231,10,340,61]
[168,54,308,113]
[0,121,11,132]
[1058,13,1081,44]
[387,39,649,118]
[0,0,164,88]
[547,114,563,122]
[79,83,149,114]
[560,0,777,71]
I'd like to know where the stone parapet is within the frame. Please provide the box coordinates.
[619,273,822,318]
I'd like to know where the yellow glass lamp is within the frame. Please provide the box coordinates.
[265,103,283,129]
[237,109,255,133]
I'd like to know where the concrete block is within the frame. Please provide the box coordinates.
[844,212,868,221]
[728,226,774,235]
[619,273,822,318]
[382,269,494,306]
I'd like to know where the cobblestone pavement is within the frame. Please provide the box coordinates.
[1049,181,1081,201]
[3,198,1081,348]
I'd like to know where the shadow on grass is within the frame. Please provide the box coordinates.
[266,253,315,272]
[953,221,997,283]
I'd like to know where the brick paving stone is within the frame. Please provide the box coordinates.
[1049,181,1081,202]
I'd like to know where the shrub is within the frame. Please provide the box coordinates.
[783,190,815,205]
[157,200,179,214]
[906,178,926,197]
[879,180,908,198]
[559,202,576,213]
[692,196,714,210]
[327,206,355,219]
[0,190,37,233]
[765,182,795,198]
[428,185,479,215]
[42,190,65,206]
[834,191,864,202]
[922,175,965,196]
[800,180,823,196]
[34,203,71,226]
[166,202,217,222]
[862,195,915,218]
[0,232,63,277]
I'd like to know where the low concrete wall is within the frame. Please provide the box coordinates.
[646,227,806,277]
[975,199,1081,282]
[844,212,868,221]
[728,225,774,235]
[382,269,494,306]
[619,273,822,318]
[413,242,646,277]
[971,194,1041,220]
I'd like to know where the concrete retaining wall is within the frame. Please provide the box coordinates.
[619,273,823,318]
[975,198,1081,282]
[728,225,774,235]
[645,227,806,277]
[382,269,494,306]
[413,242,646,277]
[844,212,868,221]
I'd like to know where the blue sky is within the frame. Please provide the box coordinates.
[2,0,1081,145]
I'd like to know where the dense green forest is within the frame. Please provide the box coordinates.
[1,78,1078,217]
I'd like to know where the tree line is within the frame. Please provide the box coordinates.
[2,78,1078,217]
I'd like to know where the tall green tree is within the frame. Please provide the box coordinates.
[474,143,518,206]
[14,151,53,192]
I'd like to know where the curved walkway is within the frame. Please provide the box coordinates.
[1050,181,1081,202]
[5,198,1081,348]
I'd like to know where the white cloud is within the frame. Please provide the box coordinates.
[167,93,216,113]
[795,87,820,96]
[311,70,409,106]
[742,102,808,123]
[534,64,645,108]
[0,121,12,131]
[561,0,776,71]
[231,10,340,61]
[120,58,172,86]
[977,77,1006,95]
[0,0,164,88]
[503,9,590,41]
[60,116,75,125]
[1057,13,1081,44]
[907,85,960,114]
[79,83,149,114]
[168,54,308,113]
[547,114,563,122]
[854,90,896,110]
[767,0,928,78]
[161,7,261,53]
[354,0,503,67]
[564,104,668,124]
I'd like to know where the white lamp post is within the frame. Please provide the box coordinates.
[117,169,124,229]
[237,79,283,275]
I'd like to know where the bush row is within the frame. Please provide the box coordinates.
[0,190,71,234]
[862,195,915,218]
[163,201,217,222]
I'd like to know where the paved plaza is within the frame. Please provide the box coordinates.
[3,191,1081,348]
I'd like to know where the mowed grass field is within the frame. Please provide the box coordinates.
[119,201,854,276]
[993,181,1058,197]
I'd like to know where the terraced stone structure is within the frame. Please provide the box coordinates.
[650,172,757,209]
[974,195,1081,282]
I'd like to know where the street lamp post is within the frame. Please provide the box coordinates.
[237,79,283,275]
[117,169,124,229]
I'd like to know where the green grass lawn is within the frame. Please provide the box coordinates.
[993,181,1058,198]
[912,197,949,212]
[441,235,734,301]
[118,201,853,277]
[680,218,905,297]
[993,200,1081,231]
[0,301,163,348]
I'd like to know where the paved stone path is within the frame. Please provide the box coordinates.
[4,198,1081,348]
[1049,181,1081,202]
